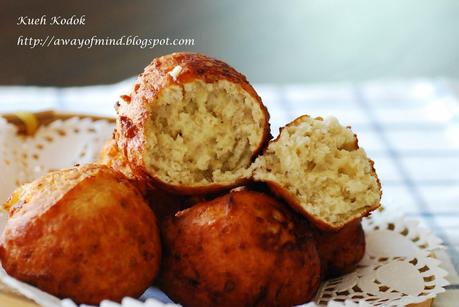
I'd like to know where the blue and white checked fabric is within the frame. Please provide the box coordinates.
[0,79,458,306]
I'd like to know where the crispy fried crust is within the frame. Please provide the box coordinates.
[98,138,156,196]
[115,52,270,195]
[99,138,136,179]
[0,164,161,305]
[99,138,206,221]
[146,173,252,196]
[313,220,365,277]
[254,115,382,231]
[159,190,321,307]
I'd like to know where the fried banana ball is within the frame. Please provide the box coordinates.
[116,52,271,195]
[313,220,365,277]
[253,115,381,230]
[159,190,321,307]
[0,164,161,305]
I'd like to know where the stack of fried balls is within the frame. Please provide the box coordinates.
[0,52,381,306]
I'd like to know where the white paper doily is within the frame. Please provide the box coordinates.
[0,117,449,307]
[311,211,448,306]
[0,117,114,204]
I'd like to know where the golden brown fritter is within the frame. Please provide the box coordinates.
[313,220,366,277]
[116,52,271,195]
[253,115,381,230]
[0,164,161,305]
[159,189,321,307]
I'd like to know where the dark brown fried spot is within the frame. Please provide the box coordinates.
[142,250,154,261]
[119,199,129,209]
[120,116,138,139]
[253,285,268,305]
[187,277,200,288]
[71,273,81,285]
[224,279,235,292]
[120,95,131,103]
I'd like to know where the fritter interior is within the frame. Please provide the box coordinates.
[145,80,265,186]
[254,116,380,227]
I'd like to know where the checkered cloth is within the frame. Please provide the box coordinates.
[1,79,458,306]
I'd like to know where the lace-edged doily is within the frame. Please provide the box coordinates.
[0,117,450,307]
[0,117,114,204]
[313,212,448,306]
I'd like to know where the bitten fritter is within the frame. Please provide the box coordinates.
[116,52,271,195]
[313,220,365,277]
[159,190,321,307]
[0,164,161,305]
[253,115,381,230]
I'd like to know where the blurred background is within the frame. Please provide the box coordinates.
[2,0,459,85]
